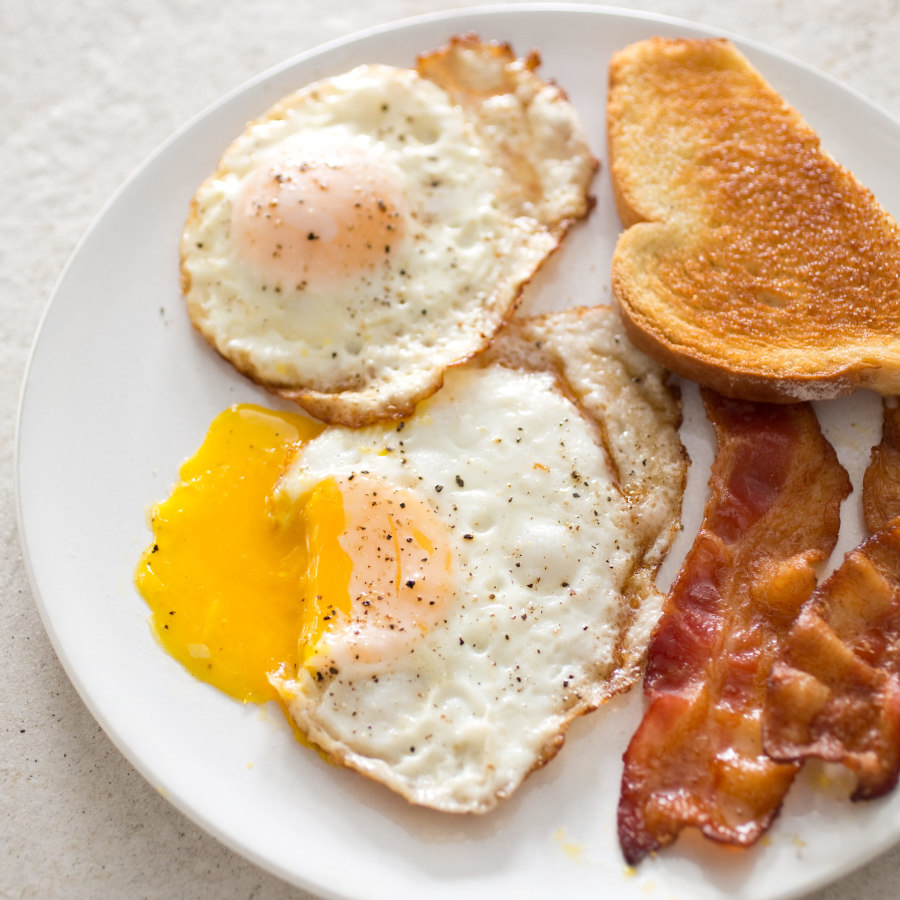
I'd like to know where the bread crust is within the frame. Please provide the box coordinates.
[608,37,900,402]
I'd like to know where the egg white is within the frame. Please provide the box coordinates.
[270,307,686,812]
[181,37,596,426]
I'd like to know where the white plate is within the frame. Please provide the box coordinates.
[16,5,900,899]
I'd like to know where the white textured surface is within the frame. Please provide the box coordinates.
[3,1,899,898]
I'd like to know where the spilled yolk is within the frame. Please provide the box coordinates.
[231,143,406,290]
[135,405,456,707]
[135,404,323,703]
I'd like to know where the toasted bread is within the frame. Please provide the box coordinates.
[607,37,900,402]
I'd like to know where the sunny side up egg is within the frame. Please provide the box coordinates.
[136,307,687,813]
[180,36,597,427]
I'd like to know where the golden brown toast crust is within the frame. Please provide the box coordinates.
[608,37,900,402]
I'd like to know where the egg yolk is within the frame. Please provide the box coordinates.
[231,143,407,290]
[295,476,353,659]
[135,406,456,706]
[300,474,456,663]
[135,404,323,703]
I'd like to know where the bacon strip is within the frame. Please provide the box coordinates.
[764,400,900,800]
[618,391,850,864]
[863,399,900,534]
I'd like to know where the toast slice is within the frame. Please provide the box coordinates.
[607,37,900,402]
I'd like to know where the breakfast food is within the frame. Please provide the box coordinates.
[269,306,686,812]
[764,524,900,800]
[764,400,900,800]
[863,399,900,533]
[618,392,850,864]
[607,37,900,403]
[157,22,899,843]
[135,404,324,704]
[181,35,596,426]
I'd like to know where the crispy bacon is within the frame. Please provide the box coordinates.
[764,399,900,800]
[863,399,900,534]
[618,391,850,864]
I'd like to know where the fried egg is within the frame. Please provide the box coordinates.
[269,307,686,812]
[180,36,597,426]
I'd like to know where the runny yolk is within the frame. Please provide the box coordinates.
[135,406,456,705]
[135,404,323,704]
[295,477,353,660]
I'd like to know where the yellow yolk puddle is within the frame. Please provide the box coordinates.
[135,404,323,704]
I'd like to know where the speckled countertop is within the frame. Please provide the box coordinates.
[4,1,900,897]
